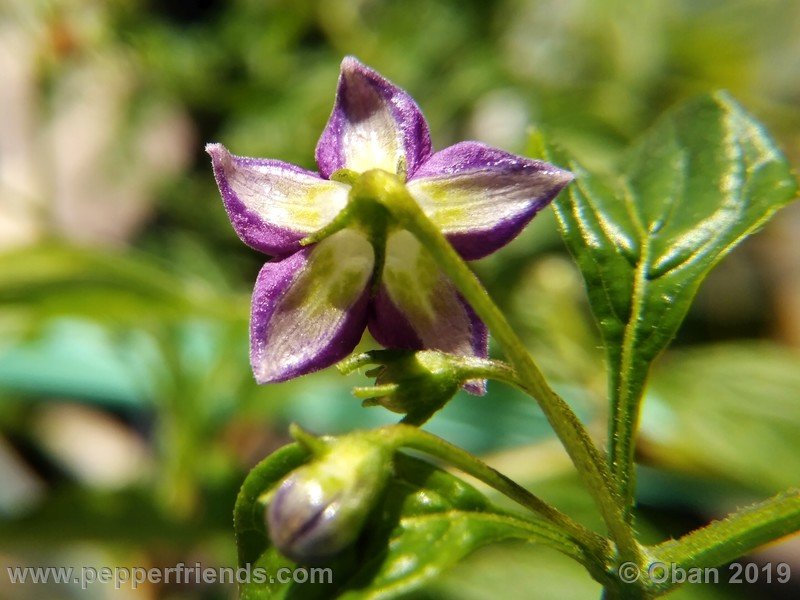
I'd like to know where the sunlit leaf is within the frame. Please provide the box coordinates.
[547,92,798,492]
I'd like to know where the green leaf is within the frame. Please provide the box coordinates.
[547,92,798,507]
[235,445,589,599]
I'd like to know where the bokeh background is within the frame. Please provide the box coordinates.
[1,0,799,598]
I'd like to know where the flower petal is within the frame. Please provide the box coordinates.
[250,229,374,383]
[315,57,432,179]
[368,230,488,394]
[207,143,349,256]
[408,141,573,260]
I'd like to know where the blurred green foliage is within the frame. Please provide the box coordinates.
[1,0,799,598]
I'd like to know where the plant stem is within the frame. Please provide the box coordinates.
[452,356,520,385]
[380,424,612,564]
[651,488,800,593]
[373,175,641,563]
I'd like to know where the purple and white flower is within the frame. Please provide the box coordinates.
[207,57,572,388]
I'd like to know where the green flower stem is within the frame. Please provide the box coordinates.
[446,356,520,384]
[362,172,641,564]
[379,424,612,566]
[650,488,800,593]
[471,512,602,573]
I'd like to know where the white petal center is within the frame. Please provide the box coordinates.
[382,230,473,356]
[257,229,374,380]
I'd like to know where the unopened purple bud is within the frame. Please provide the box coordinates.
[266,435,391,564]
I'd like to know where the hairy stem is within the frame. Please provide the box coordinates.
[380,424,612,565]
[651,488,800,593]
[362,173,642,563]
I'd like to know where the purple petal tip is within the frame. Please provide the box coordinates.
[316,56,432,179]
[340,55,364,73]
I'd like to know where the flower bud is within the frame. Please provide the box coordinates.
[339,350,475,423]
[266,432,391,564]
